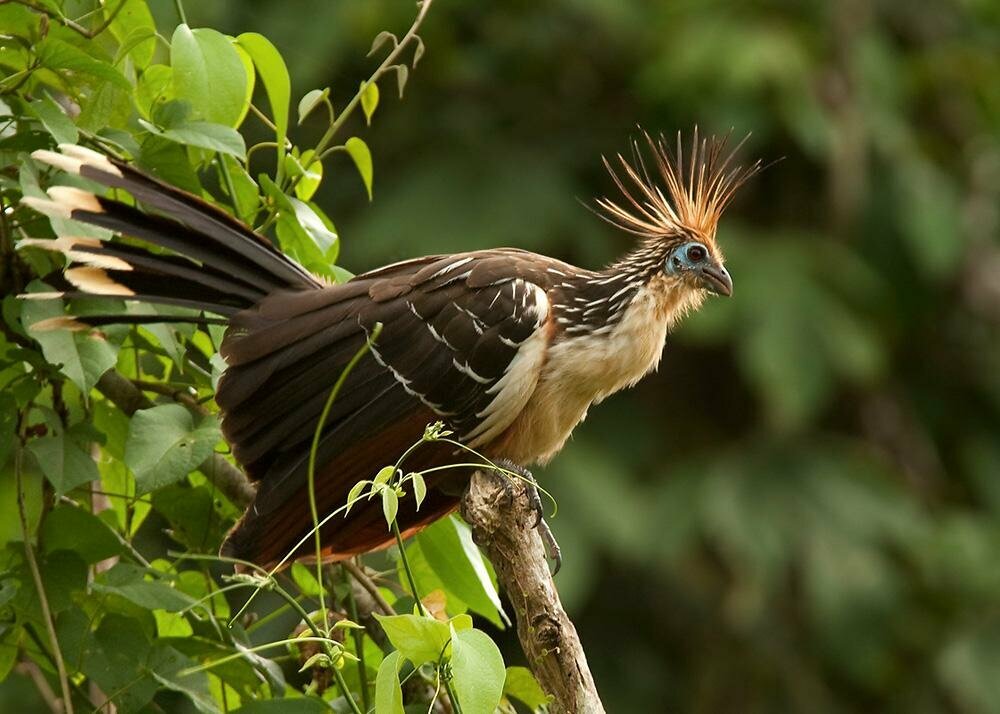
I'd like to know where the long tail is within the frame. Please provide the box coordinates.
[20,144,320,319]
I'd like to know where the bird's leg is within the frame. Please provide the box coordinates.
[492,459,562,574]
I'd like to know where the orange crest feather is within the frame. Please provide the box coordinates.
[595,129,761,241]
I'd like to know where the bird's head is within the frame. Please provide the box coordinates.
[595,130,760,300]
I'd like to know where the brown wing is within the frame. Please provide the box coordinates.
[218,249,560,565]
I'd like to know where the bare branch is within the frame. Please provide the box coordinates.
[462,470,606,714]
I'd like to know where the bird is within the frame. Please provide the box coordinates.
[19,131,759,570]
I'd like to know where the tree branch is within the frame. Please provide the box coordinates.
[461,470,605,714]
[96,370,256,509]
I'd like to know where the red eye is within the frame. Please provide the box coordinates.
[687,244,707,262]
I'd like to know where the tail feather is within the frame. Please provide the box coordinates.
[28,314,227,332]
[20,145,321,317]
[33,145,317,289]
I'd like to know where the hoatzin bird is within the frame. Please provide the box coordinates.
[20,132,758,570]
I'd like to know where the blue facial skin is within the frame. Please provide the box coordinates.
[665,241,734,296]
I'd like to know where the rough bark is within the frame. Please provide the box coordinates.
[461,469,605,714]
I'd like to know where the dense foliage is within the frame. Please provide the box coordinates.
[1,1,551,712]
[2,0,999,712]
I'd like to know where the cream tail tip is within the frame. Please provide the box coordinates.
[57,144,122,176]
[46,186,103,213]
[20,195,71,219]
[31,149,84,175]
[65,266,134,296]
[28,316,90,332]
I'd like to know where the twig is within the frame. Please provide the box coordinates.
[96,370,255,509]
[341,559,395,616]
[15,410,75,714]
[461,470,605,714]
[129,379,209,415]
[5,0,128,39]
[15,661,61,713]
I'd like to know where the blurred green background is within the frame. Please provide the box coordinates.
[160,0,999,710]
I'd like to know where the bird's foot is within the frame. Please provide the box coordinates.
[492,459,562,575]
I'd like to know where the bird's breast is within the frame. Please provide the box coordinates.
[489,282,688,465]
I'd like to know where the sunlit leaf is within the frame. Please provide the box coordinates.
[297,87,329,125]
[345,136,373,200]
[417,516,507,627]
[170,25,248,127]
[450,626,506,714]
[373,613,452,666]
[360,80,379,125]
[237,32,290,168]
[375,650,404,714]
[503,666,549,709]
[107,0,156,67]
[382,487,399,529]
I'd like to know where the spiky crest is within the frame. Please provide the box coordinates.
[594,129,761,244]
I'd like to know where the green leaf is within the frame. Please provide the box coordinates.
[360,80,379,125]
[291,562,322,597]
[375,650,404,714]
[136,64,173,120]
[346,479,368,512]
[237,33,290,168]
[81,614,159,712]
[450,627,506,714]
[223,154,261,222]
[289,149,322,201]
[373,465,395,486]
[344,136,373,200]
[373,613,452,666]
[274,197,338,278]
[382,487,399,529]
[393,64,409,98]
[37,38,130,90]
[412,472,427,510]
[29,93,78,144]
[151,483,233,550]
[503,666,549,709]
[417,516,507,627]
[170,25,249,127]
[297,88,329,125]
[21,289,119,392]
[124,404,221,494]
[107,0,156,67]
[41,505,121,564]
[369,30,399,57]
[233,43,256,128]
[233,700,329,714]
[93,563,195,612]
[26,424,100,495]
[155,120,247,159]
[148,643,216,713]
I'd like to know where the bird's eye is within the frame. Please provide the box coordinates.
[686,244,707,263]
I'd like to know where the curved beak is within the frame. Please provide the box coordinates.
[699,262,733,297]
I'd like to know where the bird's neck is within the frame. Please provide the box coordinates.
[549,241,677,338]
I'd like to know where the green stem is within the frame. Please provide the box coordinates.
[342,566,371,711]
[286,0,435,196]
[444,676,464,714]
[173,0,188,25]
[217,156,241,218]
[15,410,75,714]
[392,519,424,615]
[330,663,362,714]
[307,323,384,632]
